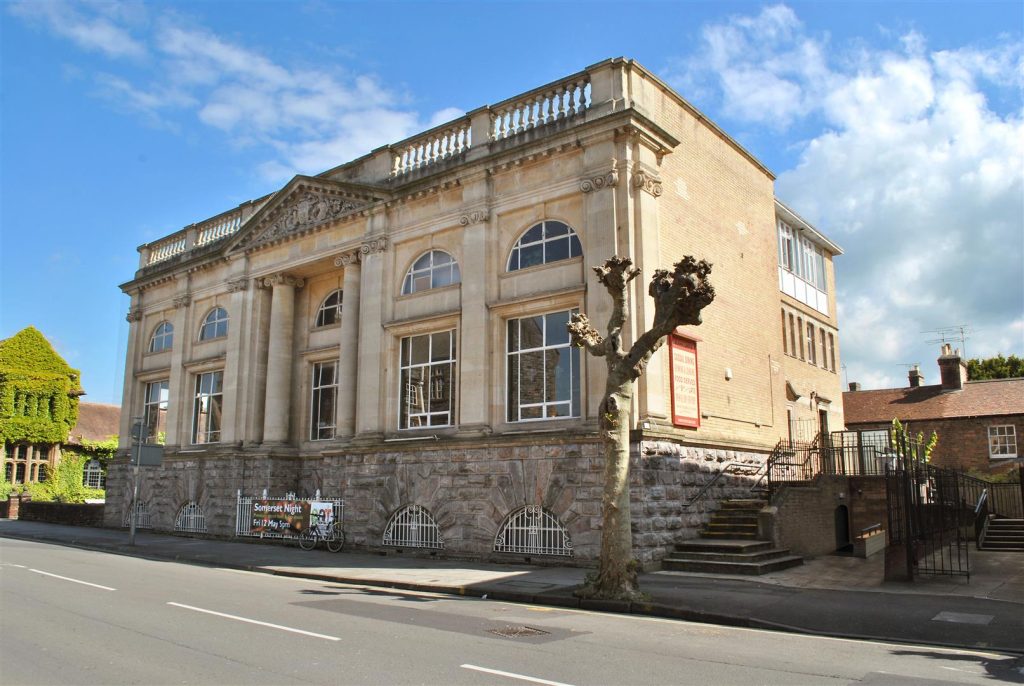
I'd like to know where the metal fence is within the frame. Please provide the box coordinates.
[235,491,344,541]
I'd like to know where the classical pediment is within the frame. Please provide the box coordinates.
[229,176,386,253]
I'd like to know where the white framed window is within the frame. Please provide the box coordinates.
[399,330,456,429]
[778,220,795,272]
[507,220,582,272]
[315,290,343,328]
[506,310,580,422]
[806,321,816,366]
[402,250,460,294]
[310,361,337,440]
[198,307,228,341]
[143,379,169,444]
[192,371,223,444]
[82,459,105,489]
[988,425,1018,459]
[149,321,173,353]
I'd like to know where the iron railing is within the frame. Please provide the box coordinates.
[383,504,444,549]
[974,490,991,549]
[175,501,208,533]
[494,505,572,556]
[683,461,767,509]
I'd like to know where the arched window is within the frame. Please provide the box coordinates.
[149,321,174,352]
[199,307,228,341]
[494,505,573,556]
[315,290,343,327]
[175,501,208,533]
[507,220,582,272]
[383,504,444,549]
[402,250,461,294]
[123,501,152,529]
[82,459,105,489]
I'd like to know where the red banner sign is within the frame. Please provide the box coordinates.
[669,335,700,428]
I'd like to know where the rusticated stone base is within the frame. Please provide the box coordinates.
[104,437,767,566]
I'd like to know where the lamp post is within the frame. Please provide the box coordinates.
[128,417,146,546]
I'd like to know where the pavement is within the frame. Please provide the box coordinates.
[2,519,1022,655]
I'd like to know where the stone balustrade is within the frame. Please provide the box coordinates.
[489,71,591,142]
[390,118,473,177]
[195,211,243,247]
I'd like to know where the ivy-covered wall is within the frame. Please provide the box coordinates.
[0,327,82,445]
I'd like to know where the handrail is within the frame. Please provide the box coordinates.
[974,489,990,550]
[682,461,766,510]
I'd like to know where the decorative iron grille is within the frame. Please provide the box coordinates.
[122,501,152,529]
[175,501,208,533]
[383,504,443,549]
[494,505,572,556]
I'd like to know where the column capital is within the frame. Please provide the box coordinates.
[580,163,620,193]
[261,273,304,289]
[226,277,250,293]
[360,236,389,256]
[632,166,663,198]
[459,208,490,226]
[173,294,192,309]
[334,250,361,268]
[126,307,143,322]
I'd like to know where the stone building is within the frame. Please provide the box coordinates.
[110,58,844,565]
[845,345,1024,474]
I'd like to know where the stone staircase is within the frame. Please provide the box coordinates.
[663,499,804,575]
[981,518,1024,551]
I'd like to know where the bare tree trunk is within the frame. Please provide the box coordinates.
[587,377,637,598]
[569,255,714,601]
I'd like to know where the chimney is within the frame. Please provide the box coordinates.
[937,344,968,391]
[908,365,924,388]
[848,382,861,392]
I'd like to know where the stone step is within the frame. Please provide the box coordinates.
[720,499,767,510]
[984,533,1024,543]
[662,555,804,575]
[981,540,1024,551]
[704,522,759,533]
[668,547,795,563]
[699,530,760,540]
[673,539,776,554]
[710,511,759,522]
[990,518,1024,525]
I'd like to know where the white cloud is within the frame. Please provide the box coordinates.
[8,0,146,59]
[9,3,458,181]
[668,5,1024,389]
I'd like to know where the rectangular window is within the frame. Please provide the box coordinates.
[507,310,580,422]
[797,317,805,360]
[400,330,456,429]
[988,425,1018,458]
[828,332,836,372]
[192,371,223,444]
[143,380,169,444]
[310,362,338,440]
[781,309,788,355]
[806,322,816,365]
[820,329,828,369]
[788,314,797,357]
[778,220,795,272]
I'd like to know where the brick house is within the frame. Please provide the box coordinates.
[844,344,1024,474]
[111,58,844,565]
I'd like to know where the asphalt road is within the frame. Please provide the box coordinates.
[1,537,1021,686]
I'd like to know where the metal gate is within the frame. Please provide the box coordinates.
[886,437,970,579]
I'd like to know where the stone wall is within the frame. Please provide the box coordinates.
[20,501,105,527]
[104,438,768,567]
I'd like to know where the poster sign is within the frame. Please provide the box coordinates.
[251,500,310,534]
[308,501,335,531]
[669,335,700,428]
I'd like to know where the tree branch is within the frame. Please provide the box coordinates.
[594,256,639,358]
[567,313,607,357]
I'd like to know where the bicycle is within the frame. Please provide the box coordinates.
[298,519,345,552]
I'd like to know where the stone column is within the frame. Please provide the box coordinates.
[334,251,361,439]
[261,273,303,445]
[457,207,490,434]
[164,292,191,447]
[354,236,388,440]
[118,297,143,452]
[220,278,250,445]
[579,136,621,420]
[632,151,667,422]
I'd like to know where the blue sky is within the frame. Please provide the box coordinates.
[1,0,1022,404]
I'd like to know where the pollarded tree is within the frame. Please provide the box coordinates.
[568,255,714,600]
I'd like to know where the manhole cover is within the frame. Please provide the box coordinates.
[487,625,550,638]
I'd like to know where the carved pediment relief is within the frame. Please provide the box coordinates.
[232,177,385,252]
